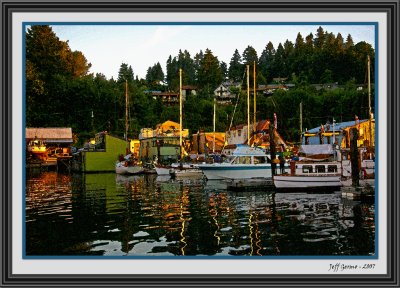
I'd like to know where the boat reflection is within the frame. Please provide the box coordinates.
[25,172,375,256]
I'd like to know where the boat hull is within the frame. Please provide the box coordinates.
[27,146,47,154]
[198,164,272,180]
[155,166,171,175]
[274,174,342,189]
[115,162,144,175]
[155,163,199,176]
[170,169,204,179]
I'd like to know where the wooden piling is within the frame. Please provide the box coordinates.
[269,124,276,175]
[350,128,359,187]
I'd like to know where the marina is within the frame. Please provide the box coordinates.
[25,172,375,257]
[23,24,377,259]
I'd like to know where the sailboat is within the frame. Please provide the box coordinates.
[156,68,202,179]
[115,80,144,175]
[197,64,274,180]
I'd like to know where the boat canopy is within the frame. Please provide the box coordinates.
[299,144,334,156]
[232,144,266,156]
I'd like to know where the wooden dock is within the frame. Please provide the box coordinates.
[227,178,274,192]
[26,155,72,173]
[341,183,375,203]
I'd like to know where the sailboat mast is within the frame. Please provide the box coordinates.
[367,55,372,147]
[179,68,183,159]
[300,101,303,143]
[253,61,256,134]
[368,55,371,118]
[247,64,250,145]
[125,79,128,141]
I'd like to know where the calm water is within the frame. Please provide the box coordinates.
[25,171,375,257]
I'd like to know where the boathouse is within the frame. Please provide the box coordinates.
[26,127,73,155]
[302,118,375,148]
[73,131,128,172]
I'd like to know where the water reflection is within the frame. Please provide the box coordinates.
[25,172,375,257]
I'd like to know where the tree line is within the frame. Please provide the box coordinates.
[26,25,374,144]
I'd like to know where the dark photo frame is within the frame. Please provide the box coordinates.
[1,0,399,287]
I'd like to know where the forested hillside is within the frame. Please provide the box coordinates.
[26,25,374,144]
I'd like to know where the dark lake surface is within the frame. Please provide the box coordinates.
[25,171,375,257]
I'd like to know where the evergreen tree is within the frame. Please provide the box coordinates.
[272,43,286,79]
[146,62,165,87]
[258,41,275,83]
[194,50,204,81]
[197,48,223,96]
[220,61,228,80]
[228,49,243,82]
[117,63,134,83]
[242,45,258,65]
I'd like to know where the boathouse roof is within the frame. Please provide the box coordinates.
[305,119,368,134]
[26,127,73,143]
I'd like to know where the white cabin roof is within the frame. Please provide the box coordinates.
[232,145,266,156]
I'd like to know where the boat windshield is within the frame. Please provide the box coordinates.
[231,156,252,164]
[29,140,43,146]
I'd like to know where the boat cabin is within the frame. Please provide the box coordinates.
[223,145,271,165]
[290,161,341,176]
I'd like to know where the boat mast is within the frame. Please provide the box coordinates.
[247,64,250,145]
[367,55,372,146]
[299,101,303,143]
[179,68,183,159]
[253,61,256,135]
[125,79,128,142]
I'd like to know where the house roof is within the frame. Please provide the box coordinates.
[156,120,181,132]
[26,127,73,142]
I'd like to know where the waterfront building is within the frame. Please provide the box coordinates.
[26,127,73,157]
[224,119,287,154]
[190,131,226,155]
[139,120,189,163]
[72,131,128,172]
[302,118,375,148]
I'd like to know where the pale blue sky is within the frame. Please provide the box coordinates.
[51,24,375,80]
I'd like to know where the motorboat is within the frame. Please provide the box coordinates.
[197,145,273,180]
[115,154,144,175]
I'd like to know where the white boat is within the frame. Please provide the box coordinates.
[115,154,144,175]
[155,162,198,176]
[197,145,273,180]
[170,166,203,179]
[273,161,342,190]
[154,163,174,175]
[115,81,144,175]
[115,162,144,175]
